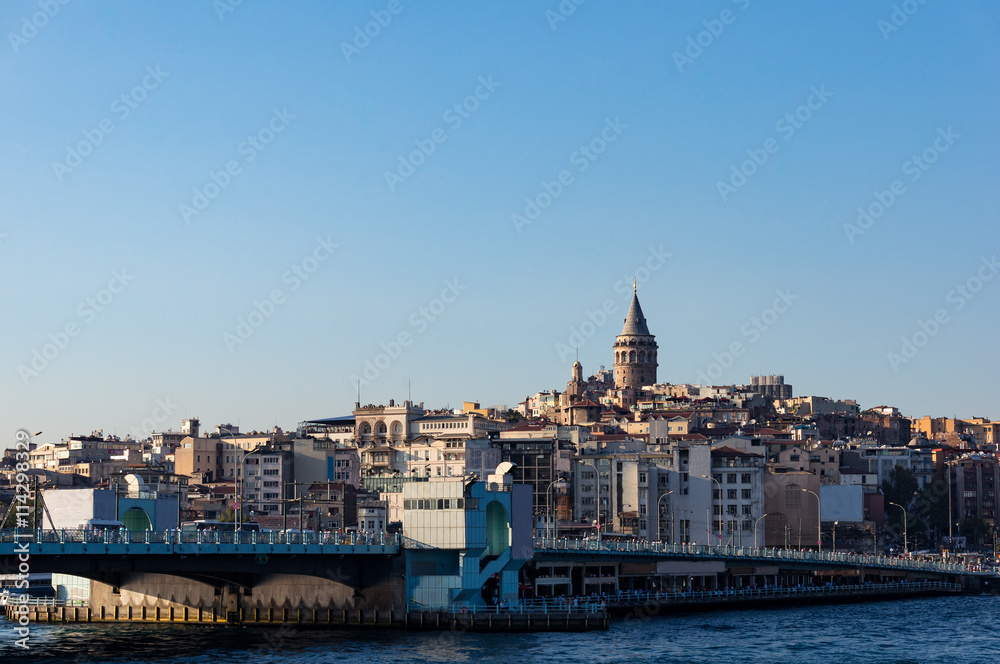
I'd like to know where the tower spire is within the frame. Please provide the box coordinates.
[633,277,637,293]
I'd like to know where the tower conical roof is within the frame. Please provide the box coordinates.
[620,293,651,336]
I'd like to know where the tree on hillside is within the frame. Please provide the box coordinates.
[881,465,918,509]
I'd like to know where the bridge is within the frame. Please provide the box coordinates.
[533,537,970,574]
[1,529,404,626]
[528,536,995,600]
[2,531,995,629]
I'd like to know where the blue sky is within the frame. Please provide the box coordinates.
[2,1,999,444]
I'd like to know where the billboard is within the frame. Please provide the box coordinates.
[819,485,864,522]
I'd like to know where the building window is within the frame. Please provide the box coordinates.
[727,489,737,500]
[742,489,751,500]
[741,473,751,484]
[742,505,752,515]
[727,474,737,484]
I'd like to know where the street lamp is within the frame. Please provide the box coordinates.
[545,479,568,539]
[945,459,954,543]
[889,501,908,555]
[238,445,266,532]
[753,513,768,548]
[702,474,723,545]
[9,431,42,531]
[802,489,821,553]
[584,460,601,537]
[218,426,239,533]
[656,490,674,543]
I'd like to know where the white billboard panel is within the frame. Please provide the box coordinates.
[819,485,864,522]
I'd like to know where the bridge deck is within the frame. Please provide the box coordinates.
[533,537,973,575]
[0,529,400,556]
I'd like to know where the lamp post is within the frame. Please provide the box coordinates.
[753,513,768,549]
[585,460,601,538]
[10,431,42,531]
[802,489,821,553]
[702,474,723,546]
[545,479,568,539]
[946,459,953,543]
[656,490,674,543]
[218,426,239,533]
[889,501,908,555]
[238,445,266,532]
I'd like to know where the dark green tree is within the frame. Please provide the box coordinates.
[881,465,918,509]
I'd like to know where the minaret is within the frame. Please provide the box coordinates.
[613,279,657,390]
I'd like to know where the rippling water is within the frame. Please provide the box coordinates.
[2,596,998,663]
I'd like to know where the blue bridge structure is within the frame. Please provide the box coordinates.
[2,530,995,628]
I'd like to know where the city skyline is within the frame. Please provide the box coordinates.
[3,2,999,443]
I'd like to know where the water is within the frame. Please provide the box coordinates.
[2,596,998,663]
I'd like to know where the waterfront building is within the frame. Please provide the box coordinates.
[401,465,532,610]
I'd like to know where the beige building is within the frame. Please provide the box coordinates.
[763,467,821,549]
[770,445,840,485]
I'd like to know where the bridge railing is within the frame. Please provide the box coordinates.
[0,529,400,547]
[518,579,960,610]
[418,580,960,615]
[419,600,608,616]
[0,595,88,608]
[532,537,969,574]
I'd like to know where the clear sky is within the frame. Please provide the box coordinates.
[2,1,999,445]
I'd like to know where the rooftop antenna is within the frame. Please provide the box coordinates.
[408,378,411,403]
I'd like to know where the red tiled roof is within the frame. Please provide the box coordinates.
[671,433,709,441]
